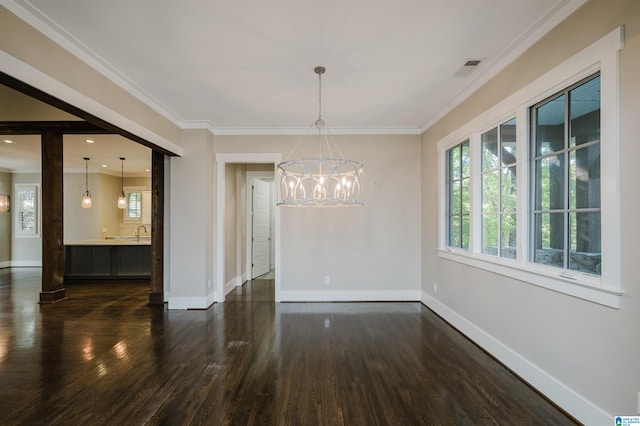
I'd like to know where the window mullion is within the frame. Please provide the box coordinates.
[563,87,570,270]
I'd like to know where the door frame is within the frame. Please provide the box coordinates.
[246,171,275,281]
[215,153,282,303]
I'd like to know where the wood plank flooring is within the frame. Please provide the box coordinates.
[0,268,578,425]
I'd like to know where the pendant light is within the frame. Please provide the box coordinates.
[81,157,92,208]
[117,157,127,209]
[277,66,363,207]
[0,195,9,212]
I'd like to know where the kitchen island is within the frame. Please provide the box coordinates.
[64,237,151,280]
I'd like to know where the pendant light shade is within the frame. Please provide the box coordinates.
[0,194,9,212]
[82,157,92,209]
[277,66,363,207]
[117,157,126,209]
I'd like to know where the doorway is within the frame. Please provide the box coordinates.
[247,172,275,280]
[215,153,282,303]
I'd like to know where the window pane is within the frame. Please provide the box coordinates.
[535,94,565,155]
[501,213,517,259]
[569,212,601,275]
[502,166,517,212]
[18,189,36,232]
[534,212,564,268]
[536,154,565,211]
[482,171,499,213]
[569,144,601,210]
[570,76,600,147]
[450,146,460,180]
[126,192,142,218]
[501,118,517,165]
[481,127,499,172]
[461,177,470,214]
[450,181,461,214]
[482,214,498,255]
[461,215,470,249]
[449,216,460,247]
[461,142,470,178]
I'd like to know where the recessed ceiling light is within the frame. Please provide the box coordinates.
[145,169,150,172]
[101,164,108,168]
[85,139,94,144]
[3,139,14,144]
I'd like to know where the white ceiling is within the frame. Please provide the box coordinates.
[1,0,587,171]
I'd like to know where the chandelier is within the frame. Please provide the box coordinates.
[277,66,363,207]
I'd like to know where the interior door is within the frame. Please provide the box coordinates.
[252,179,271,278]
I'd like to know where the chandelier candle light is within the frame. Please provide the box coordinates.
[82,157,93,208]
[277,66,364,207]
[117,157,127,209]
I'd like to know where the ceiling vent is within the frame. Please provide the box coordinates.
[453,59,483,77]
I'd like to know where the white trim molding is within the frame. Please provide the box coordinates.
[280,290,421,302]
[436,27,624,308]
[215,153,282,303]
[421,292,612,425]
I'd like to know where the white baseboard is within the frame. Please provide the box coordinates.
[420,292,610,425]
[279,290,421,302]
[9,261,42,267]
[0,261,11,269]
[167,296,214,310]
[206,290,216,308]
[225,278,237,296]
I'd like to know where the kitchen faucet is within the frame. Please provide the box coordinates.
[136,225,148,241]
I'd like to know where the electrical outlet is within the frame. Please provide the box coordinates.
[434,283,438,293]
[207,279,212,289]
[102,227,107,233]
[324,276,330,285]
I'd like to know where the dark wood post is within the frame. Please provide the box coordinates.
[40,131,66,303]
[149,150,164,305]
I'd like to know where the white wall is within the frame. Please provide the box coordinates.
[0,171,11,266]
[168,129,215,309]
[420,0,640,422]
[224,163,237,291]
[215,134,422,301]
[63,172,101,241]
[98,174,125,238]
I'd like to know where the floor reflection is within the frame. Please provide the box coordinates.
[0,269,577,425]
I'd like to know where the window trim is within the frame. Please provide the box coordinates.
[437,27,623,308]
[122,186,148,223]
[14,183,41,238]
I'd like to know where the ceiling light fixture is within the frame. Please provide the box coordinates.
[3,139,14,144]
[85,139,94,144]
[0,195,9,212]
[117,157,127,209]
[277,66,363,207]
[82,157,92,209]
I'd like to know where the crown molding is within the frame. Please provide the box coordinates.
[212,126,422,136]
[4,0,185,127]
[419,0,588,133]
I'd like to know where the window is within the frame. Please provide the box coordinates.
[126,191,142,219]
[531,74,601,275]
[481,118,517,259]
[436,28,622,308]
[14,184,40,237]
[447,140,470,249]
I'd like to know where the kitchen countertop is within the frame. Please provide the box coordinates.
[65,237,151,246]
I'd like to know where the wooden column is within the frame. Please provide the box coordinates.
[149,150,164,305]
[40,131,66,303]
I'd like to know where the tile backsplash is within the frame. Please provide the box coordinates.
[120,222,152,237]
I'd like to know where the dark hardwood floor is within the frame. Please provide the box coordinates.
[0,268,578,425]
